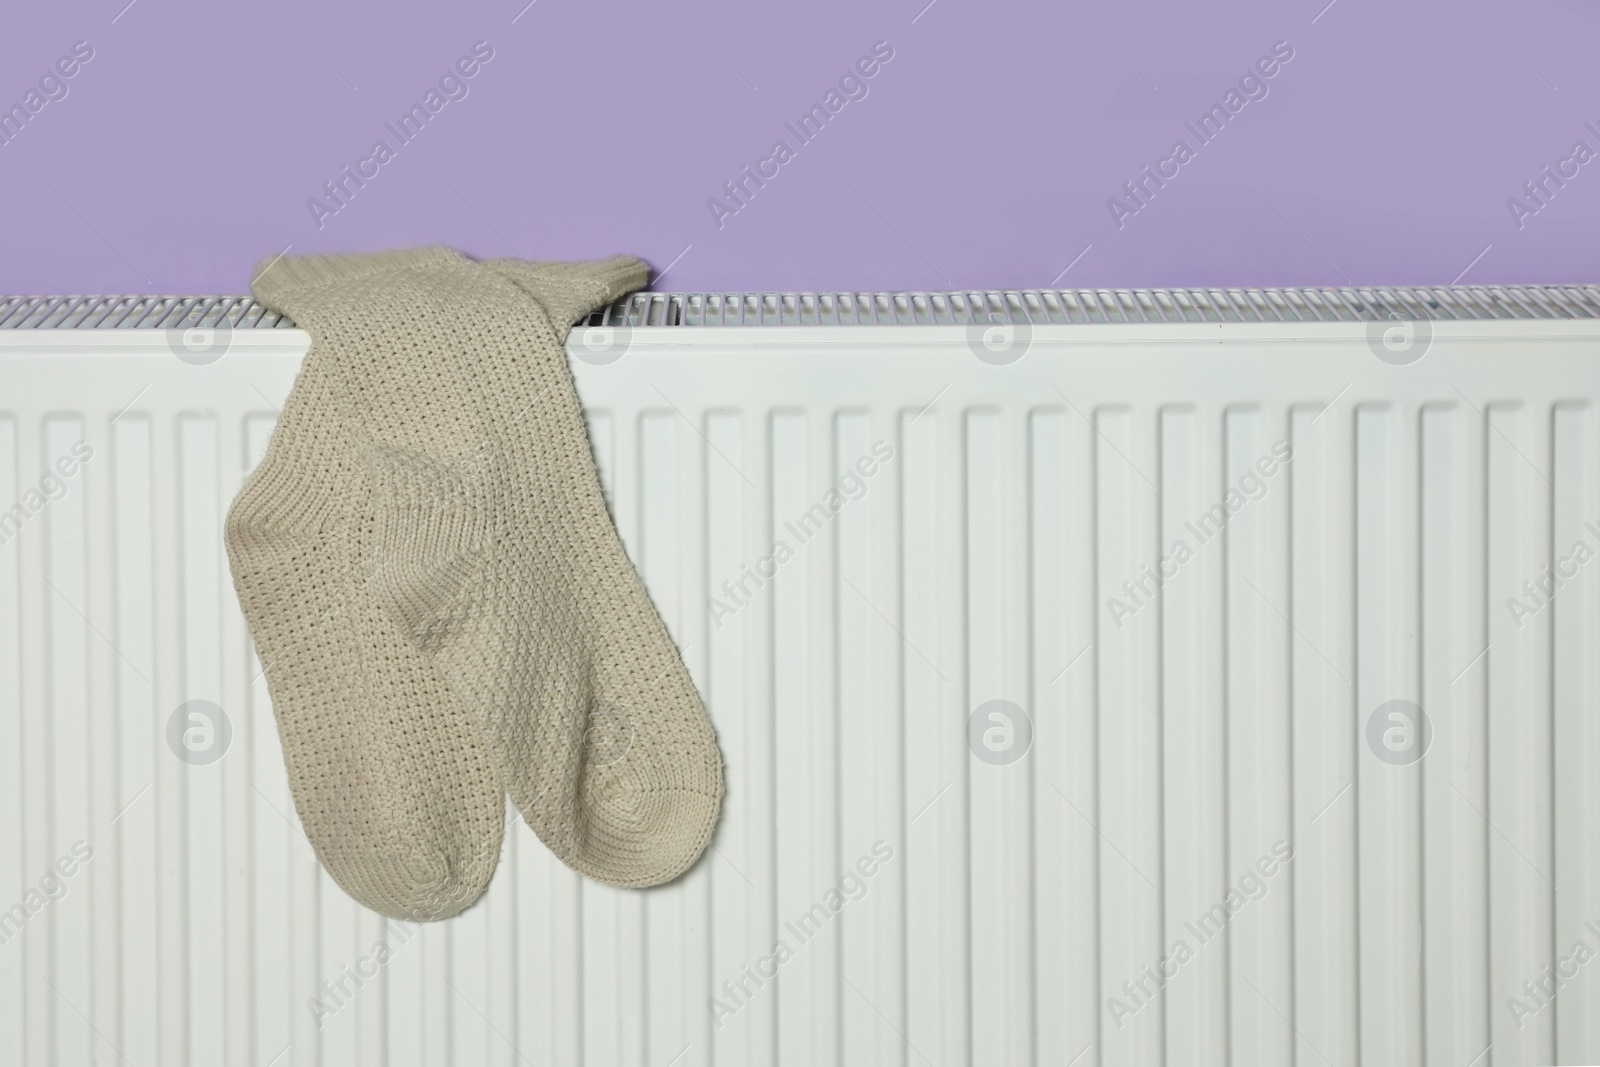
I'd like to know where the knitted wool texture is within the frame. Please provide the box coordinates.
[225,342,504,922]
[249,248,724,889]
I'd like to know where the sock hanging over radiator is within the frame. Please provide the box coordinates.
[225,332,505,922]
[246,247,724,890]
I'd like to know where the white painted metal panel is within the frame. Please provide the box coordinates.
[2,287,1599,1066]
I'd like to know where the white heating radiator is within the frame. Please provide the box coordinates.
[3,286,1600,1067]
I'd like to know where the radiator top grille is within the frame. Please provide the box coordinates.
[4,285,1600,330]
[0,295,293,330]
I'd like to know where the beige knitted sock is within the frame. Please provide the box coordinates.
[249,247,723,889]
[226,330,504,921]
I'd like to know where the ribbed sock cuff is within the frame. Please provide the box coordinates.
[251,247,470,310]
[486,255,649,327]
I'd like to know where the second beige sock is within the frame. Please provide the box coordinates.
[226,343,504,921]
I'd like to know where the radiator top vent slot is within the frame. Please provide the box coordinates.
[5,286,1599,330]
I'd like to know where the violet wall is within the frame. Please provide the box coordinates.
[2,0,1596,294]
